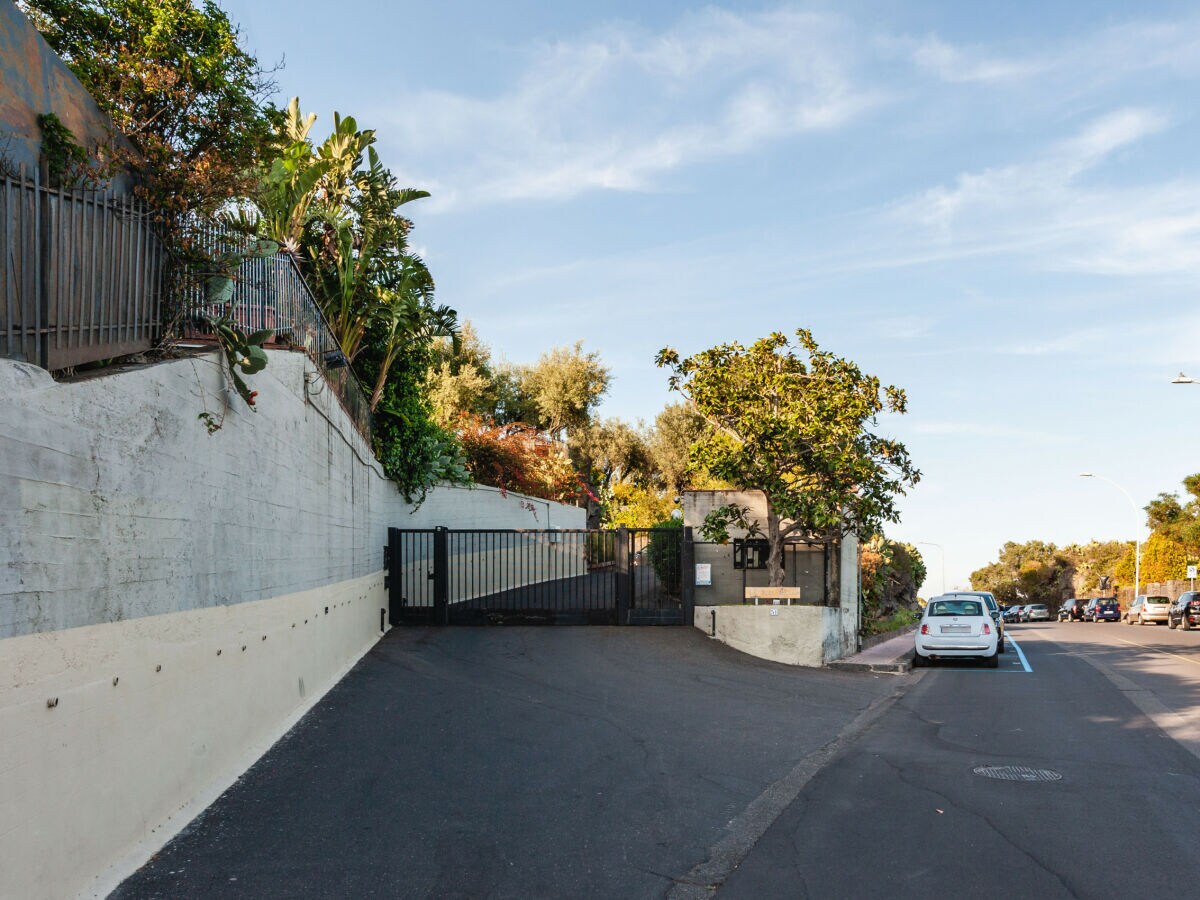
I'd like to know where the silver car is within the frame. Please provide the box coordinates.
[1026,604,1051,621]
[1125,595,1170,625]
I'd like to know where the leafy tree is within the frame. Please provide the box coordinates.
[656,330,919,587]
[1114,532,1189,585]
[1061,540,1130,593]
[427,322,506,425]
[455,416,582,504]
[522,341,610,439]
[21,0,274,219]
[970,540,1074,606]
[605,482,678,528]
[646,402,711,494]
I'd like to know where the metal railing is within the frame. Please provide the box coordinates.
[1,166,163,369]
[173,221,373,441]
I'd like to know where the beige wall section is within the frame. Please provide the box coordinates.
[0,573,383,900]
[693,604,839,667]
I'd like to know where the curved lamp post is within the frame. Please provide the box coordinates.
[1172,373,1197,385]
[1079,473,1140,602]
[917,541,946,595]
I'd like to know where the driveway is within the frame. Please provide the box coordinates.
[113,627,895,899]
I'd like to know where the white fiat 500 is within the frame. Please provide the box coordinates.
[913,595,999,668]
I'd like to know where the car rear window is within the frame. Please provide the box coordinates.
[1099,602,1117,608]
[1031,605,1048,610]
[928,600,983,617]
[1147,596,1169,603]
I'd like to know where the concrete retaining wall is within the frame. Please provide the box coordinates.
[694,604,844,667]
[0,349,583,899]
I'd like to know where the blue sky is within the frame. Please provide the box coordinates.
[223,0,1200,595]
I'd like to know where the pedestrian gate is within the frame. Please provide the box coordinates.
[385,527,695,626]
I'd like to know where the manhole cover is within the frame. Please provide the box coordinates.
[973,765,1062,783]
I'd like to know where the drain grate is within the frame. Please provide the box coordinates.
[973,765,1062,783]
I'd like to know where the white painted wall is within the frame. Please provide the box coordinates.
[693,604,836,667]
[0,350,583,900]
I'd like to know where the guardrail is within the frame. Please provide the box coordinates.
[175,222,373,441]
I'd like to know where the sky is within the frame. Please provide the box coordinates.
[221,0,1200,596]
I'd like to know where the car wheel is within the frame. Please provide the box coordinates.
[986,651,999,669]
[1169,618,1178,629]
[1139,614,1146,626]
[911,652,925,668]
[999,636,1006,654]
[1183,618,1192,632]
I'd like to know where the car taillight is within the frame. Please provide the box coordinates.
[982,623,992,635]
[920,624,930,635]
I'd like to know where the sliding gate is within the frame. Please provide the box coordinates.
[386,527,694,626]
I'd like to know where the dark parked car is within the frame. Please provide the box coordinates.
[1061,598,1089,621]
[1003,605,1022,623]
[1168,592,1200,630]
[1089,599,1121,622]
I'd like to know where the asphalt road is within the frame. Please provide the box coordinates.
[719,620,1200,899]
[112,627,894,899]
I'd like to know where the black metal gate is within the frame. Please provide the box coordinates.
[386,526,694,626]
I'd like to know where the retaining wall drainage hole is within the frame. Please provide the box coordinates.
[973,765,1062,783]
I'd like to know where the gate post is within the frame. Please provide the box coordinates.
[615,526,630,625]
[386,527,399,627]
[681,526,696,626]
[433,526,449,625]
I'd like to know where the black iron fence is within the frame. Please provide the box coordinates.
[1,166,163,369]
[386,526,694,626]
[174,221,373,440]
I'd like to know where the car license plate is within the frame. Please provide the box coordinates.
[941,625,969,634]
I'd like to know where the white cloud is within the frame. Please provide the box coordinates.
[886,107,1200,277]
[909,35,1046,83]
[377,9,880,209]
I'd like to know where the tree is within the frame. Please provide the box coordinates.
[455,416,582,505]
[656,330,920,587]
[646,402,711,494]
[21,0,274,220]
[1115,532,1189,585]
[522,342,610,439]
[970,540,1074,606]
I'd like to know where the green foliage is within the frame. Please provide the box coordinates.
[646,402,711,494]
[604,483,677,528]
[35,113,90,187]
[862,606,920,638]
[1114,532,1189,585]
[357,325,467,503]
[656,329,919,586]
[22,0,274,219]
[971,540,1074,605]
[645,517,683,597]
[698,504,761,543]
[522,341,611,438]
[861,537,926,630]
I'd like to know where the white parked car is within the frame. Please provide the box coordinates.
[1125,595,1170,625]
[913,595,999,668]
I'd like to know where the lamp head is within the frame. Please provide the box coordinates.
[1172,372,1196,384]
[1079,473,1094,478]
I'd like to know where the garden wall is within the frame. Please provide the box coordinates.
[0,349,583,900]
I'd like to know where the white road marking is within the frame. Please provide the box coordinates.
[1008,637,1033,673]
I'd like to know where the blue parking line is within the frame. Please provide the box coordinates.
[1008,637,1033,673]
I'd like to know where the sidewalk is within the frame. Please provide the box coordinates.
[829,628,916,674]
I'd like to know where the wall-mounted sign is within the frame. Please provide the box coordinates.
[695,563,712,586]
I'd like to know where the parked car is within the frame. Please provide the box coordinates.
[913,595,1000,668]
[1061,598,1089,621]
[1089,599,1121,622]
[1167,592,1200,630]
[1003,605,1022,624]
[1025,604,1051,622]
[939,591,1005,653]
[1018,604,1035,622]
[1125,595,1171,626]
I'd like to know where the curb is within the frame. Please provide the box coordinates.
[827,652,913,675]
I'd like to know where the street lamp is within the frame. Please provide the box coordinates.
[917,541,946,595]
[1172,373,1197,385]
[1079,473,1141,602]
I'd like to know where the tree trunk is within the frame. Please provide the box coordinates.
[766,499,785,587]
